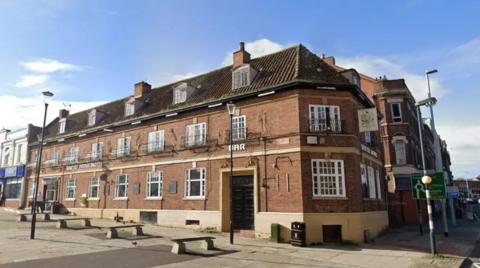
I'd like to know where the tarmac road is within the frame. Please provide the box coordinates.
[0,245,198,268]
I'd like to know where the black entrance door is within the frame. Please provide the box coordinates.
[232,175,254,230]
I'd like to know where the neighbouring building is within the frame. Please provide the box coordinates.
[323,56,439,226]
[454,178,480,198]
[26,43,388,244]
[0,125,41,208]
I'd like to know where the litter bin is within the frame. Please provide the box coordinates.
[271,223,280,243]
[291,221,306,247]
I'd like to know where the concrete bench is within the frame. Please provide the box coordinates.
[102,224,144,239]
[171,236,216,254]
[18,213,50,222]
[54,217,91,229]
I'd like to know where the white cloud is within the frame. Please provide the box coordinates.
[437,124,480,178]
[336,56,446,100]
[221,38,286,66]
[15,74,49,88]
[0,95,105,130]
[19,58,82,73]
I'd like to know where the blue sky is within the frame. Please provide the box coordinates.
[0,0,479,178]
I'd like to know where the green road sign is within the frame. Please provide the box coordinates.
[411,172,446,200]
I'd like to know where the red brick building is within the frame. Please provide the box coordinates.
[323,57,438,226]
[26,43,388,244]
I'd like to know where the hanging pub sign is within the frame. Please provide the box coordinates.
[358,108,379,132]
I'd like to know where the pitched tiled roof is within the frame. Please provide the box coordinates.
[43,44,356,140]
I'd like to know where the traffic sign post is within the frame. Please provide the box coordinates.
[411,172,446,200]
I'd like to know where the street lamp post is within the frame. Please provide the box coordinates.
[416,97,438,255]
[426,69,450,235]
[30,91,53,240]
[227,102,236,245]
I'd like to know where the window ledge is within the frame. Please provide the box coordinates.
[312,196,347,200]
[88,198,100,201]
[113,197,128,201]
[183,197,206,201]
[64,198,75,201]
[145,197,163,201]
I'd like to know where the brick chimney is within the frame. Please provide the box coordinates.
[59,109,69,118]
[233,42,250,68]
[322,56,336,66]
[134,81,151,98]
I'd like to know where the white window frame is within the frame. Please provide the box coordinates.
[65,178,76,200]
[67,147,80,164]
[115,174,128,199]
[232,66,251,89]
[394,139,407,165]
[146,171,163,198]
[367,166,377,199]
[186,123,207,147]
[147,130,165,152]
[28,181,36,198]
[184,168,206,198]
[360,164,369,198]
[88,177,100,199]
[232,115,246,141]
[15,144,23,164]
[309,105,341,132]
[311,159,345,197]
[58,119,66,134]
[375,169,382,199]
[125,101,135,116]
[88,110,96,126]
[90,142,103,160]
[174,88,187,104]
[3,147,10,166]
[391,103,402,122]
[116,137,131,157]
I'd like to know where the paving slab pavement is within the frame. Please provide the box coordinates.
[0,208,469,267]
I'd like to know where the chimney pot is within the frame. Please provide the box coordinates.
[233,41,250,68]
[59,109,69,118]
[134,81,152,97]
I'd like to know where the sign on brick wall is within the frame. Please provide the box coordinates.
[358,108,379,132]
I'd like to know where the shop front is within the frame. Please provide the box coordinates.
[0,165,26,208]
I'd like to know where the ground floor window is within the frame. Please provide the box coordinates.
[146,171,163,198]
[185,168,206,198]
[65,178,76,199]
[312,159,345,197]
[367,166,377,199]
[115,174,128,198]
[89,177,99,199]
[5,178,22,199]
[375,169,382,199]
[28,180,36,198]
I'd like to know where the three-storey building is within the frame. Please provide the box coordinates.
[26,43,388,244]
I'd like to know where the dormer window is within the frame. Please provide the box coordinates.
[125,99,135,116]
[58,118,66,134]
[173,83,195,105]
[352,74,360,86]
[88,110,96,126]
[174,87,187,104]
[232,65,256,89]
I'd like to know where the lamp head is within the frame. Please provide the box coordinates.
[422,175,432,185]
[227,102,236,116]
[426,69,438,75]
[416,97,437,107]
[42,91,54,104]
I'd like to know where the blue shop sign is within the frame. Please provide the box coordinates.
[0,165,25,178]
